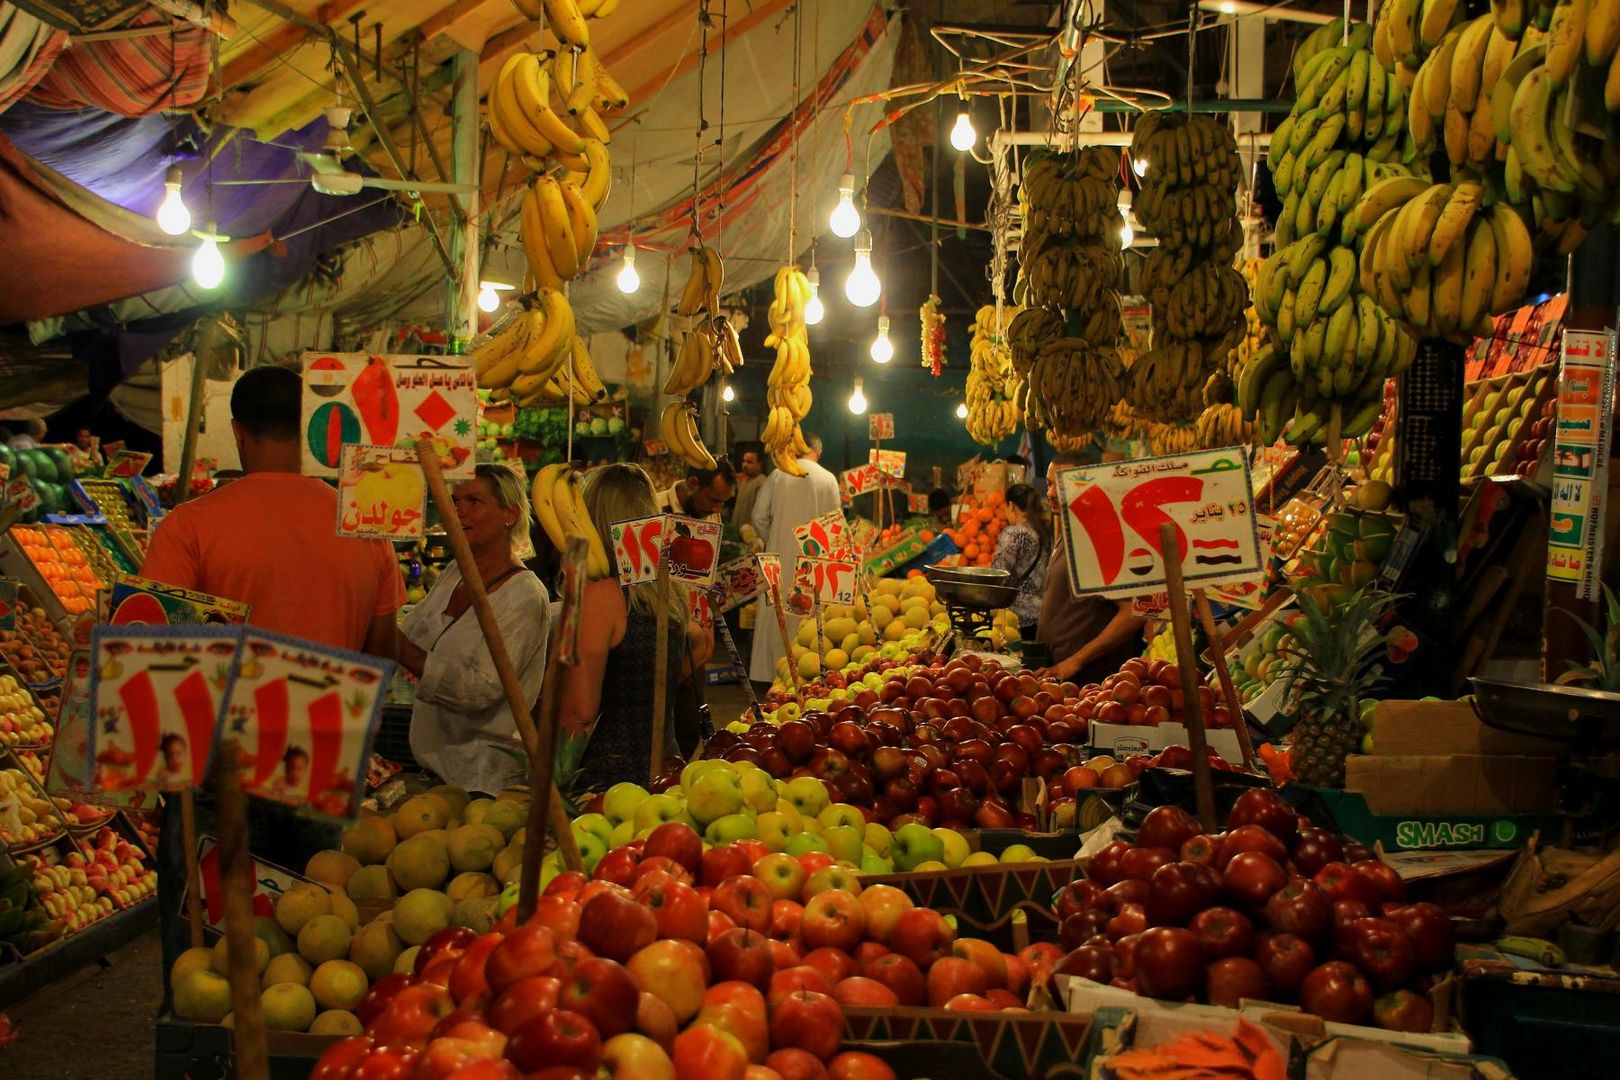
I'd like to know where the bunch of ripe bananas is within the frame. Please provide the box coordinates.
[1009,147,1127,438]
[1128,114,1247,425]
[1254,27,1420,446]
[762,266,815,476]
[1147,422,1200,455]
[1231,257,1269,379]
[470,292,607,407]
[1101,400,1143,442]
[964,304,1023,446]
[663,315,743,397]
[657,246,732,470]
[658,401,716,471]
[531,461,613,578]
[1193,403,1256,450]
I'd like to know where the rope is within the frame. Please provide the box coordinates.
[787,0,802,264]
[691,3,711,242]
[717,0,728,249]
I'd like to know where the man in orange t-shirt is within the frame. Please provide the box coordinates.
[141,365,403,657]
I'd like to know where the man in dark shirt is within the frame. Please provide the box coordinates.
[1034,451,1144,685]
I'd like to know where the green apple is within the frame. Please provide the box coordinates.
[681,759,727,792]
[608,820,635,848]
[863,823,893,860]
[775,701,801,722]
[785,833,829,857]
[998,844,1038,864]
[603,782,650,824]
[688,770,745,826]
[754,853,806,899]
[804,865,860,897]
[822,825,864,865]
[818,803,866,831]
[571,813,614,844]
[574,832,607,872]
[863,672,885,690]
[782,776,831,819]
[738,769,777,813]
[632,793,688,833]
[859,852,894,875]
[799,816,824,837]
[933,828,971,869]
[963,851,999,867]
[704,812,758,846]
[892,822,945,871]
[756,811,801,852]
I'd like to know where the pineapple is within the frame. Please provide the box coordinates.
[1558,585,1620,693]
[1276,584,1397,787]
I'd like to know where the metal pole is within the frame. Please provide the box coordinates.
[448,48,481,343]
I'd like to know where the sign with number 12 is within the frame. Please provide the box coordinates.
[792,556,858,608]
[1056,448,1261,598]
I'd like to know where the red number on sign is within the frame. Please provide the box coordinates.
[1119,477,1204,564]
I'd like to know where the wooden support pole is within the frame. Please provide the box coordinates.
[414,441,580,873]
[216,748,268,1080]
[1193,588,1259,774]
[1161,524,1218,831]
[650,553,672,783]
[770,576,801,691]
[179,791,205,948]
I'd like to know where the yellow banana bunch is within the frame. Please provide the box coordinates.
[676,246,725,317]
[1193,402,1257,449]
[520,176,598,284]
[531,462,612,577]
[762,266,814,476]
[471,299,578,393]
[1147,422,1200,455]
[665,317,723,396]
[659,402,717,471]
[964,303,1023,446]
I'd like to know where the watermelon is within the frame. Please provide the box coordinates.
[0,444,13,474]
[26,450,56,485]
[42,446,71,480]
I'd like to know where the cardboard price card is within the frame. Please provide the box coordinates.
[841,464,881,500]
[908,492,931,514]
[336,445,427,540]
[300,353,476,480]
[1548,327,1615,598]
[794,509,849,558]
[792,555,859,609]
[868,413,894,441]
[47,649,155,810]
[222,630,393,820]
[87,625,241,793]
[711,555,769,613]
[1056,447,1263,598]
[103,449,152,479]
[755,553,782,601]
[869,448,906,479]
[108,576,250,627]
[609,514,724,587]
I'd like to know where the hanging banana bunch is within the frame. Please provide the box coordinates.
[531,462,614,578]
[762,266,815,477]
[964,304,1023,446]
[1008,146,1127,438]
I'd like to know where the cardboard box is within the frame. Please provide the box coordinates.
[862,529,927,577]
[1300,785,1561,851]
[1345,754,1559,815]
[1089,721,1245,764]
[1370,700,1566,757]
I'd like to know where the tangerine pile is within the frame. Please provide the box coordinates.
[12,526,103,614]
[945,490,1008,567]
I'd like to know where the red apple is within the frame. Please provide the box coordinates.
[859,954,926,1006]
[485,976,562,1035]
[707,928,774,989]
[800,890,866,952]
[888,908,955,968]
[672,1025,748,1080]
[925,956,989,1006]
[769,991,843,1062]
[556,956,639,1039]
[712,875,773,934]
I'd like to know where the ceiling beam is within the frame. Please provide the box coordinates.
[221,0,367,89]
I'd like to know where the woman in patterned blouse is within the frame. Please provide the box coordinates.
[991,483,1052,640]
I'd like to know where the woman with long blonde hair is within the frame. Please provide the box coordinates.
[559,463,706,790]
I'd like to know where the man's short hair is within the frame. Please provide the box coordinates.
[804,433,823,454]
[232,365,302,439]
[927,488,952,512]
[688,457,737,487]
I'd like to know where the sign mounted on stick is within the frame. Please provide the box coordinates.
[336,445,428,540]
[869,448,906,478]
[609,514,724,587]
[868,413,894,440]
[791,555,859,610]
[301,354,476,480]
[794,509,850,558]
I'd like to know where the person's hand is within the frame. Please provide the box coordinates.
[1035,655,1080,682]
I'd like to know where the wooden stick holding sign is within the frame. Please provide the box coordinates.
[769,576,800,692]
[518,536,589,923]
[215,745,269,1080]
[179,793,204,948]
[1192,589,1260,773]
[650,550,672,785]
[1160,523,1218,831]
[414,440,581,873]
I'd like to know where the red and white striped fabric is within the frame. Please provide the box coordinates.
[27,12,210,116]
[0,4,68,114]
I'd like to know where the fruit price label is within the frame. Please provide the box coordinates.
[868,413,894,441]
[107,576,250,627]
[711,555,769,612]
[794,509,849,558]
[221,629,393,820]
[1055,447,1262,598]
[300,353,476,480]
[869,448,906,478]
[102,449,152,479]
[841,463,881,499]
[1548,327,1615,597]
[609,514,723,587]
[335,445,427,540]
[791,555,858,609]
[87,625,240,794]
[907,492,931,513]
[47,649,153,810]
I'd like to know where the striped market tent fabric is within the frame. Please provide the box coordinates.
[0,4,68,114]
[27,12,209,116]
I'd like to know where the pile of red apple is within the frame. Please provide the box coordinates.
[312,820,1048,1080]
[1074,656,1237,730]
[1050,788,1454,1032]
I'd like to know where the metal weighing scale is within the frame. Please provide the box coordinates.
[1469,678,1620,819]
[923,564,1018,646]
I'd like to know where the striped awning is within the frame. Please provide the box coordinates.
[27,10,209,115]
[0,4,67,113]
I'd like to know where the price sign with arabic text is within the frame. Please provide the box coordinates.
[841,464,881,500]
[337,445,427,540]
[795,509,849,558]
[1056,448,1261,598]
[301,353,476,480]
[711,555,768,612]
[609,514,723,587]
[222,630,393,820]
[87,625,240,794]
[103,450,152,479]
[48,649,155,810]
[868,413,894,440]
[755,553,783,602]
[792,555,859,610]
[869,448,906,479]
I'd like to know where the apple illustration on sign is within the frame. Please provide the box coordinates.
[668,522,714,578]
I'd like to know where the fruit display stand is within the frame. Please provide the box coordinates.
[69,478,151,566]
[0,525,105,621]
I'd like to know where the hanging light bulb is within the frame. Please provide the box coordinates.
[1120,211,1135,249]
[615,246,640,293]
[722,383,736,403]
[829,173,861,238]
[477,284,501,313]
[1133,156,1149,177]
[869,315,893,364]
[955,402,969,420]
[848,377,867,415]
[845,230,881,307]
[950,107,977,152]
[156,165,191,236]
[803,266,825,325]
[192,224,225,290]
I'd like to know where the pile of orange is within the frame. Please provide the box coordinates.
[12,526,103,614]
[947,490,1008,567]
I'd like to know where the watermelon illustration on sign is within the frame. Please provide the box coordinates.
[307,403,361,469]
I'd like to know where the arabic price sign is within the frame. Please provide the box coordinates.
[87,625,240,794]
[791,555,858,610]
[868,413,894,441]
[908,492,931,514]
[1548,328,1614,598]
[337,445,427,540]
[755,553,783,600]
[841,464,881,500]
[794,509,849,558]
[1130,593,1171,620]
[1055,448,1262,598]
[47,649,152,810]
[103,449,152,479]
[869,448,906,479]
[711,555,769,613]
[300,353,476,480]
[108,576,250,627]
[689,589,713,631]
[222,630,393,820]
[609,514,724,587]
[5,478,39,516]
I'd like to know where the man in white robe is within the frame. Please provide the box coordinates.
[749,433,841,685]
